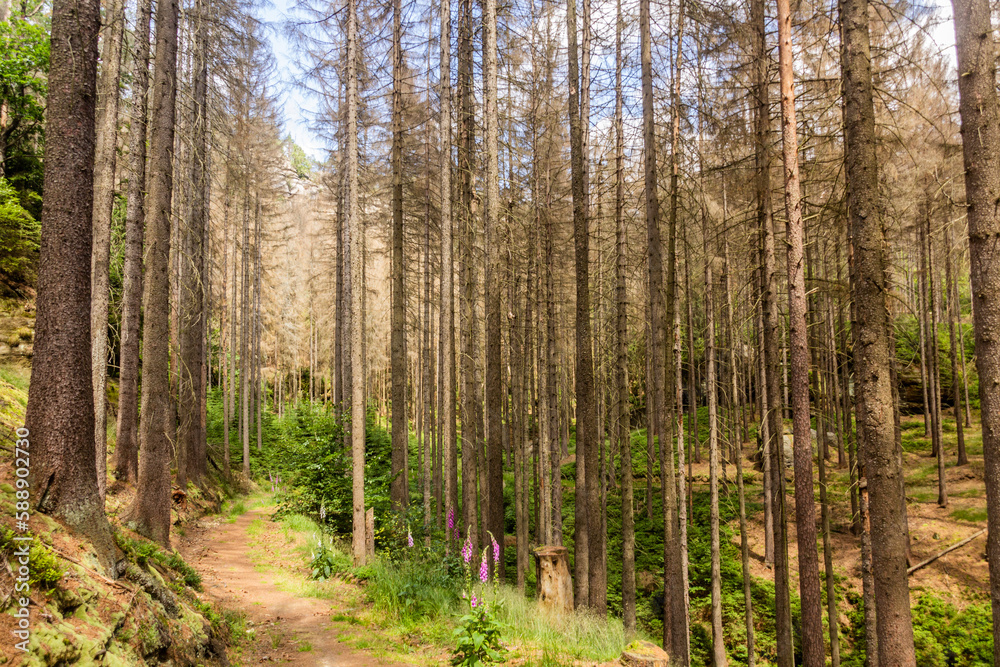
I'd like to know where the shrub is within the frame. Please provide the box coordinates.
[0,177,40,287]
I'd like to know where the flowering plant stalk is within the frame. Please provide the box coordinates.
[452,531,506,666]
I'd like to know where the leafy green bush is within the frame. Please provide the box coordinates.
[0,177,40,287]
[911,594,993,666]
[0,527,63,587]
[309,535,351,581]
[451,534,506,666]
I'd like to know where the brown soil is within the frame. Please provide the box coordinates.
[700,419,990,616]
[179,506,419,666]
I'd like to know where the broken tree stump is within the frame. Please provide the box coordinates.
[533,545,573,613]
[620,640,670,666]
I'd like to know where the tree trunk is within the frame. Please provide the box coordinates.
[944,220,967,465]
[422,74,434,537]
[615,0,633,626]
[810,274,841,667]
[346,0,365,566]
[114,0,152,485]
[483,0,504,579]
[841,0,917,655]
[950,0,1000,656]
[566,0,593,610]
[91,0,125,501]
[926,210,947,507]
[917,228,931,437]
[859,479,879,667]
[437,0,455,526]
[458,0,478,551]
[389,0,407,514]
[704,218,727,667]
[179,0,209,487]
[721,241,754,666]
[775,0,824,660]
[241,200,251,478]
[752,0,791,656]
[27,0,117,571]
[129,0,179,547]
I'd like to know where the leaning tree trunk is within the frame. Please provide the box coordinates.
[27,0,117,572]
[129,0,180,547]
[950,0,1000,658]
[842,0,917,657]
[114,0,152,485]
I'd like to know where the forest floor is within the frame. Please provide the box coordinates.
[695,414,990,616]
[179,495,449,666]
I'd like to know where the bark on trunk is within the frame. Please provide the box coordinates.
[438,0,456,526]
[389,0,407,514]
[842,0,917,655]
[944,220,967,465]
[27,0,116,571]
[179,1,209,487]
[91,0,125,501]
[114,0,152,485]
[129,0,180,547]
[950,0,1000,656]
[347,0,365,566]
[615,0,633,621]
[483,0,504,580]
[775,0,824,659]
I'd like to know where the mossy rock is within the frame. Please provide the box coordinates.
[51,586,85,613]
[621,640,669,667]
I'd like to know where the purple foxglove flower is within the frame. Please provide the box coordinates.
[407,530,414,548]
[462,538,473,564]
[471,594,478,608]
[448,507,455,532]
[492,536,500,564]
[480,550,489,583]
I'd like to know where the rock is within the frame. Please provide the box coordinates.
[782,434,794,467]
[621,640,670,666]
[533,545,573,613]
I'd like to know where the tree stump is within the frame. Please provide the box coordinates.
[533,546,573,613]
[620,640,670,666]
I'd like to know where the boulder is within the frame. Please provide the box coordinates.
[621,640,670,666]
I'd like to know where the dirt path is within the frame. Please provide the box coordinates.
[181,506,412,666]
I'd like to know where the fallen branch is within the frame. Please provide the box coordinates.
[907,528,986,575]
